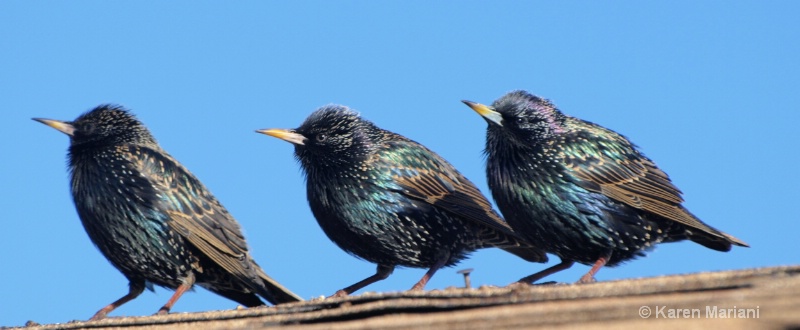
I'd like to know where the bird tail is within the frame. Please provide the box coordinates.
[686,229,749,252]
[256,268,304,304]
[206,288,266,308]
[473,223,549,263]
[501,246,549,263]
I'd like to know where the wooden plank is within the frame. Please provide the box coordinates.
[15,265,800,330]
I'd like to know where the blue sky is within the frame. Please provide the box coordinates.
[2,2,797,326]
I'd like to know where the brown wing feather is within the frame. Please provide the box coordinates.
[166,211,247,273]
[561,132,748,247]
[125,146,251,264]
[374,140,547,262]
[126,145,303,302]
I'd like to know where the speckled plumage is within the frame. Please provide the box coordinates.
[463,91,748,283]
[34,105,301,320]
[258,105,546,296]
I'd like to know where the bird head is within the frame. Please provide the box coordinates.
[257,105,381,169]
[34,105,156,148]
[463,90,567,147]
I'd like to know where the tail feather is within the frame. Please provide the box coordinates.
[722,232,750,248]
[474,226,549,263]
[206,288,265,307]
[501,246,549,263]
[687,229,749,252]
[256,269,303,304]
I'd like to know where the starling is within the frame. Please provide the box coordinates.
[463,91,748,284]
[257,105,546,296]
[34,105,302,320]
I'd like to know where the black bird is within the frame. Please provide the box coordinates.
[463,91,748,284]
[257,105,546,296]
[34,105,302,320]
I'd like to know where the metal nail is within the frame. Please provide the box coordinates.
[457,268,474,288]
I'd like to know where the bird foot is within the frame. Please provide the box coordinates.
[88,312,108,321]
[409,284,426,291]
[330,290,349,298]
[577,275,597,284]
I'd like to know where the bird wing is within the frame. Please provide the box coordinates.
[374,140,546,260]
[560,130,746,246]
[122,145,278,294]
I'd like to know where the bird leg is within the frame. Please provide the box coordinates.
[89,280,146,321]
[332,264,394,297]
[410,255,449,291]
[578,252,612,283]
[516,258,575,284]
[156,272,196,315]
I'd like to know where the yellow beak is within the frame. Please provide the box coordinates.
[33,118,76,136]
[256,128,307,146]
[462,100,503,126]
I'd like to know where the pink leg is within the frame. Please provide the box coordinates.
[90,281,146,321]
[517,258,575,284]
[332,264,394,297]
[156,272,196,315]
[410,256,449,291]
[578,252,612,283]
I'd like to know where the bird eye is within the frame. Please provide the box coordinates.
[516,117,526,124]
[81,123,97,135]
[316,133,328,142]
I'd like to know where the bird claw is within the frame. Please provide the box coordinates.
[330,290,349,298]
[409,284,426,291]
